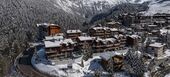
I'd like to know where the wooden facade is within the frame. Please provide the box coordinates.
[45,39,74,59]
[126,35,141,47]
[47,24,61,36]
[114,34,126,49]
[147,43,165,57]
[37,23,61,38]
[92,38,120,53]
[106,21,121,28]
[101,55,124,71]
[66,30,82,40]
[89,25,113,38]
[76,36,94,51]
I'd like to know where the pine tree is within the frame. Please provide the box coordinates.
[124,49,146,77]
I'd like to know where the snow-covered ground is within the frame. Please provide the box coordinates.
[165,73,170,77]
[32,45,170,77]
[31,47,106,77]
[31,46,132,77]
[157,49,170,59]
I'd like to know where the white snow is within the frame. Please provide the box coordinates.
[51,0,134,14]
[128,34,140,39]
[145,0,170,15]
[128,0,151,4]
[45,36,64,41]
[160,29,170,35]
[31,47,104,77]
[92,26,110,30]
[144,71,150,77]
[44,39,74,48]
[32,46,130,77]
[78,36,95,41]
[157,49,170,59]
[110,28,118,31]
[37,23,59,27]
[149,42,165,48]
[100,50,127,60]
[148,25,157,27]
[67,30,81,34]
[165,73,170,77]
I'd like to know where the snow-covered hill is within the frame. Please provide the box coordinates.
[47,0,170,17]
[145,0,170,15]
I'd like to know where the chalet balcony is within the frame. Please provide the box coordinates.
[93,45,106,48]
[96,31,104,32]
[48,53,65,58]
[120,41,126,44]
[46,51,57,54]
[105,33,111,34]
[94,49,105,52]
[105,44,114,47]
[119,45,125,47]
[61,48,74,52]
[121,39,126,41]
[114,43,120,46]
[94,33,105,35]
[68,34,80,37]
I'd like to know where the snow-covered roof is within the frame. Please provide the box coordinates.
[105,38,116,43]
[128,34,140,39]
[149,43,165,48]
[107,21,120,25]
[62,39,75,44]
[44,39,74,48]
[92,27,110,30]
[100,50,128,60]
[45,36,64,41]
[114,34,124,39]
[160,29,170,35]
[148,25,157,27]
[45,41,61,48]
[37,23,59,27]
[66,30,81,33]
[78,36,95,41]
[110,28,118,31]
[95,38,116,44]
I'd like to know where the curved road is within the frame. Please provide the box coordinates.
[16,47,49,77]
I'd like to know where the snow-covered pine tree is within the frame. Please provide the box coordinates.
[124,49,146,77]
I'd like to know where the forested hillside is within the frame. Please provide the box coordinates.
[0,0,84,76]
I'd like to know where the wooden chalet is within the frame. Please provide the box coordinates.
[89,24,111,38]
[126,35,141,47]
[66,30,82,40]
[44,39,75,59]
[147,42,165,57]
[37,23,61,38]
[114,34,126,49]
[100,53,124,71]
[106,21,121,28]
[110,28,119,36]
[76,36,95,51]
[92,38,120,53]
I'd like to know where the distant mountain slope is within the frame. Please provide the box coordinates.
[144,0,170,15]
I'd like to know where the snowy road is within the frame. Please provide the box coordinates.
[16,47,49,77]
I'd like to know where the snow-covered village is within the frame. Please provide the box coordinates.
[2,0,170,77]
[18,13,170,77]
